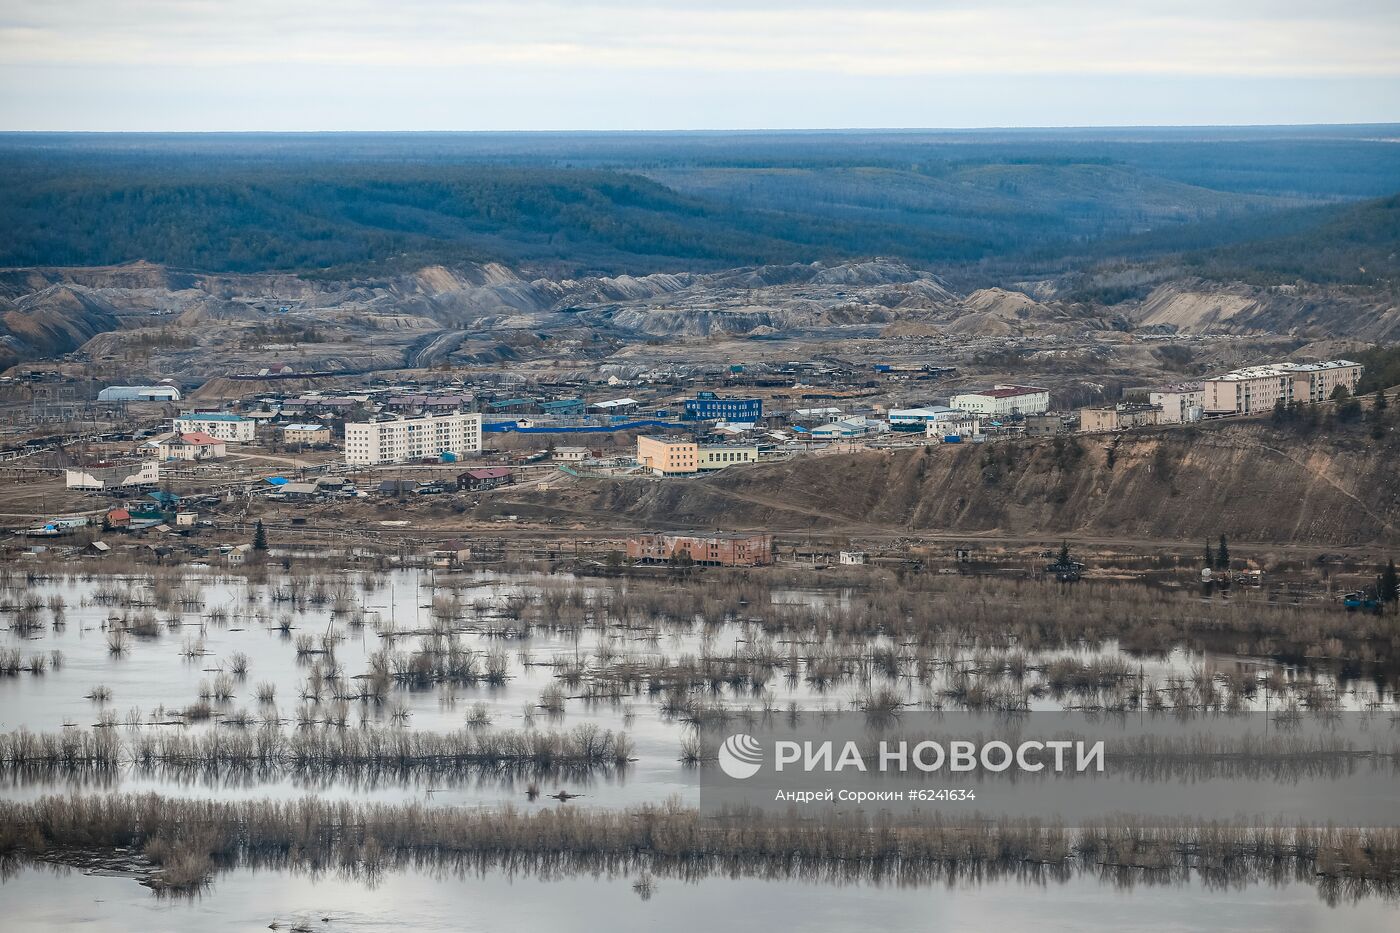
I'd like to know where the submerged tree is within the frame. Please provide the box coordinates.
[1381,559,1399,611]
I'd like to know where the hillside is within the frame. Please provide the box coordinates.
[0,283,119,369]
[492,420,1400,546]
[1180,193,1400,287]
[4,129,1399,279]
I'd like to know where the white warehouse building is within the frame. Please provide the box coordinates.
[949,385,1050,418]
[345,412,483,465]
[98,385,182,402]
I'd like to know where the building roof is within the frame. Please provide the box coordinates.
[889,406,960,418]
[633,530,772,541]
[1210,367,1287,381]
[592,397,640,409]
[282,423,328,432]
[1151,381,1204,393]
[461,467,513,479]
[178,412,249,422]
[955,386,1047,399]
[281,482,320,495]
[178,432,223,446]
[1275,360,1360,372]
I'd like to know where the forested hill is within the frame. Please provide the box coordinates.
[1180,193,1400,287]
[2,129,1399,278]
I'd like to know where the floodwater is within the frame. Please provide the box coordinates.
[4,862,1397,933]
[0,568,1393,809]
[2,566,1398,929]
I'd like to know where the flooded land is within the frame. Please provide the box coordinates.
[1,559,1398,930]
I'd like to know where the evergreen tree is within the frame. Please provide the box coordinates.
[1375,389,1388,412]
[1204,540,1213,569]
[1382,559,1399,608]
[1057,540,1071,566]
[1215,534,1230,571]
[253,520,268,552]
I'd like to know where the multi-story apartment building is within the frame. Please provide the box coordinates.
[1203,361,1362,415]
[1148,382,1205,424]
[684,392,763,422]
[1078,403,1161,433]
[949,385,1050,417]
[626,532,774,567]
[1278,360,1363,404]
[344,413,482,465]
[922,413,981,438]
[173,412,256,442]
[636,435,698,475]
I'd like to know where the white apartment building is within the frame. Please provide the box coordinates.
[1149,382,1205,424]
[949,385,1050,417]
[924,414,981,438]
[1202,360,1363,415]
[173,412,256,442]
[344,413,482,465]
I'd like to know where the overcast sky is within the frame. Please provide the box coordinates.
[1,0,1397,130]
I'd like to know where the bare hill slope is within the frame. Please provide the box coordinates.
[498,421,1400,546]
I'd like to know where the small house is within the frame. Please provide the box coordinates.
[281,482,321,502]
[377,479,419,497]
[457,467,514,491]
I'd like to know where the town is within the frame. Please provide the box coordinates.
[0,353,1388,600]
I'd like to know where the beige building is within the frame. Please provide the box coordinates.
[1078,404,1161,433]
[697,444,759,471]
[1148,383,1204,424]
[282,423,331,446]
[1022,413,1072,437]
[1279,360,1363,404]
[1203,367,1294,415]
[637,435,698,475]
[1203,360,1363,415]
[144,431,227,461]
[344,412,482,465]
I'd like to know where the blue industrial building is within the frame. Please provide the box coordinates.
[684,392,762,421]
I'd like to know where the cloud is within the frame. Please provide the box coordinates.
[2,1,1397,75]
[0,1,1397,128]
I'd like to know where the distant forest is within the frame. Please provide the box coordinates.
[1,128,1398,283]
